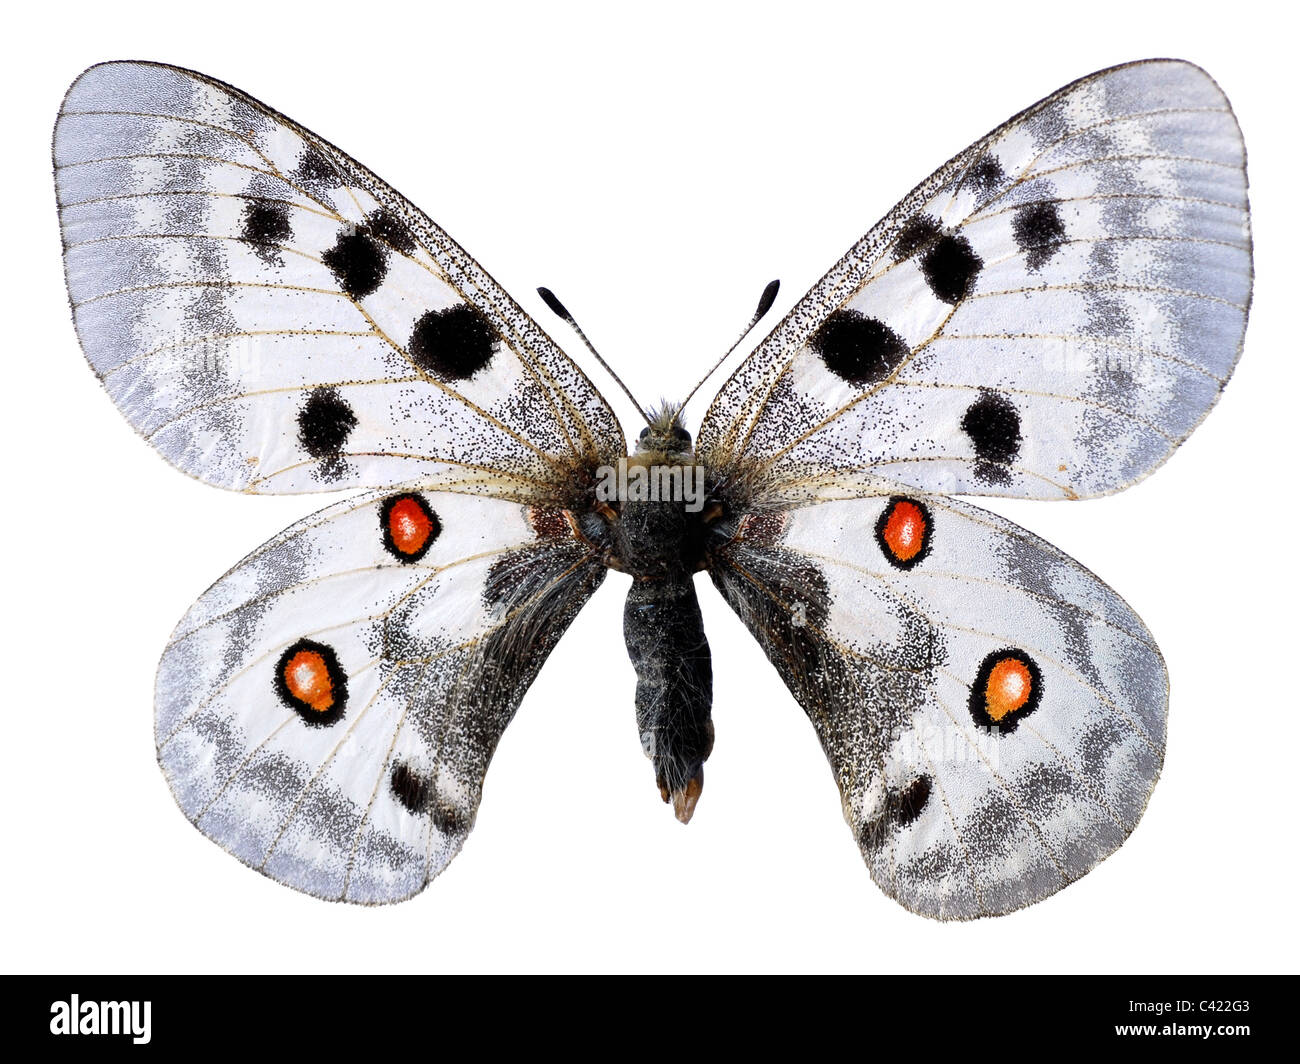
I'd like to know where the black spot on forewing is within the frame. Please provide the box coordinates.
[893,214,941,261]
[297,387,357,457]
[322,231,389,300]
[967,155,1005,195]
[409,304,499,381]
[240,200,292,266]
[1013,201,1067,271]
[920,234,982,304]
[810,309,909,386]
[293,147,338,186]
[365,209,416,254]
[961,390,1021,483]
[241,200,292,247]
[390,762,431,813]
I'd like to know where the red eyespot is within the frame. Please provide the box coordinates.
[274,639,348,726]
[380,494,440,561]
[969,650,1043,732]
[283,648,336,712]
[875,497,931,569]
[984,658,1033,721]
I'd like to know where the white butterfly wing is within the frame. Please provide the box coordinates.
[699,59,1250,502]
[156,489,603,902]
[710,494,1163,918]
[56,61,623,497]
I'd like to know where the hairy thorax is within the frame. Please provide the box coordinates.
[608,470,710,580]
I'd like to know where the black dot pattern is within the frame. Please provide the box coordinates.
[893,214,941,261]
[961,390,1022,483]
[431,804,469,836]
[390,762,431,814]
[294,148,337,186]
[297,387,357,457]
[409,304,499,381]
[322,231,389,300]
[365,209,416,254]
[240,200,292,247]
[892,775,932,827]
[967,155,1005,195]
[920,233,982,304]
[1013,201,1067,271]
[810,309,910,386]
[857,774,933,851]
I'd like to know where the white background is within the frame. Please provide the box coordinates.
[4,0,1296,973]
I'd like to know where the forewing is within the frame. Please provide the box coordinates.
[156,490,604,902]
[699,59,1250,502]
[709,496,1165,918]
[55,61,623,497]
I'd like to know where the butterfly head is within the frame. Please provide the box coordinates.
[635,403,693,459]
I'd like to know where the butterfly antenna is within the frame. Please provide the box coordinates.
[678,279,781,413]
[538,287,652,427]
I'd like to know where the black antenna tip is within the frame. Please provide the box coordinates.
[537,287,573,322]
[756,279,781,319]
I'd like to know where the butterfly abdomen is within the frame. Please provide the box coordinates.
[611,478,715,822]
[623,577,714,823]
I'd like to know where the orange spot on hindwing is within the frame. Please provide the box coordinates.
[969,650,1042,732]
[875,497,932,569]
[275,639,347,726]
[380,493,440,562]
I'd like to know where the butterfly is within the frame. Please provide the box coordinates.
[54,58,1250,918]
